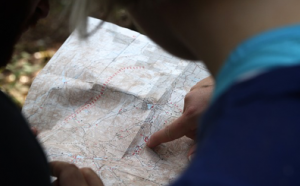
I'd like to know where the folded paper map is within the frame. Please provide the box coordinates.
[23,17,210,185]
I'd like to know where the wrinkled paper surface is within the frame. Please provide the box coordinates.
[23,17,210,186]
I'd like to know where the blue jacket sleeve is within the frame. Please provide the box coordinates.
[172,66,300,186]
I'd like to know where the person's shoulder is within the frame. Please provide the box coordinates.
[0,91,22,118]
[0,91,52,186]
[201,64,300,137]
[217,64,300,108]
[171,65,300,186]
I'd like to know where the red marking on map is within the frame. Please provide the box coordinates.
[64,66,145,122]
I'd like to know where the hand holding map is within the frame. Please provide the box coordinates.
[50,161,104,186]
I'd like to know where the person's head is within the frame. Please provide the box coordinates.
[0,0,49,68]
[72,0,199,60]
[73,0,300,75]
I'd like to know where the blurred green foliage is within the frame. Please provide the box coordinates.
[0,0,133,108]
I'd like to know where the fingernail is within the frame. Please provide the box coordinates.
[188,153,195,162]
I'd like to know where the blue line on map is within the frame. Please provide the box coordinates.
[62,69,67,83]
[147,104,153,110]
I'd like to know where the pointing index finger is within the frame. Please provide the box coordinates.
[146,115,191,148]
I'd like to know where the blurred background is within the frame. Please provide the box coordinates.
[0,0,135,108]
